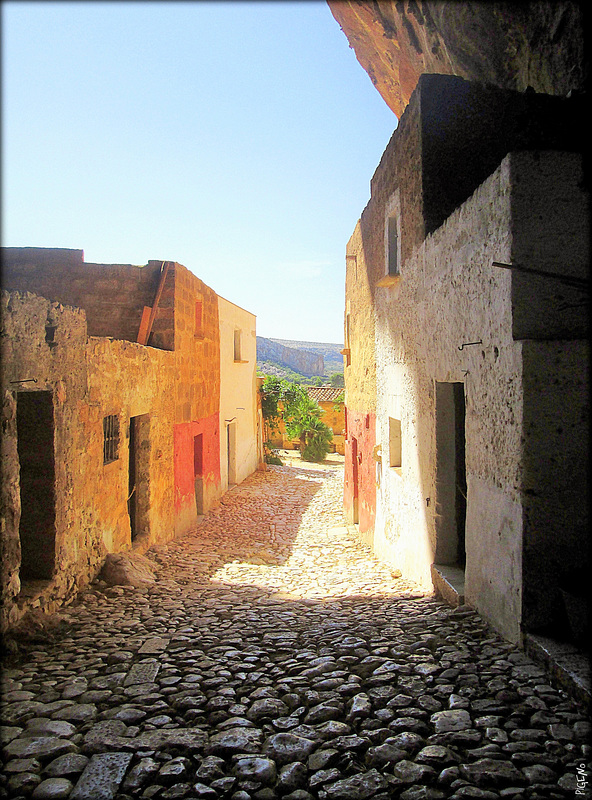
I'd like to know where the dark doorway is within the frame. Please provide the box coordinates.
[16,391,56,581]
[351,436,359,524]
[435,382,466,567]
[128,414,150,542]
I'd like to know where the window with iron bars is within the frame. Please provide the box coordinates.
[103,414,120,464]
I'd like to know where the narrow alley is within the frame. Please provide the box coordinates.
[1,456,589,800]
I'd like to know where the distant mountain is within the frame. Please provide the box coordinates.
[269,339,344,376]
[256,338,343,379]
[257,336,343,378]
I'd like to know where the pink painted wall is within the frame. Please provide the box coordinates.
[344,408,376,535]
[174,414,221,532]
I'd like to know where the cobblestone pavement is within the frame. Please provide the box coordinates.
[1,456,590,800]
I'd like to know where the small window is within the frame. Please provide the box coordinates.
[387,215,399,277]
[194,299,203,337]
[234,329,242,362]
[377,213,400,287]
[388,417,402,469]
[103,415,120,464]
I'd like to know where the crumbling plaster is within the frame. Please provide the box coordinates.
[0,291,177,631]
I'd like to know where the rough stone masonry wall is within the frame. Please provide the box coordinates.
[520,338,589,637]
[172,264,222,535]
[2,248,172,348]
[509,151,589,340]
[1,291,88,630]
[0,291,178,632]
[85,336,176,555]
[374,154,523,643]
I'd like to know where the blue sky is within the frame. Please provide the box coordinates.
[3,1,396,343]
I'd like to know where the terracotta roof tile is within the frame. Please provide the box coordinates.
[306,386,344,403]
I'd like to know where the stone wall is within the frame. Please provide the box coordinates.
[370,149,588,643]
[2,249,173,349]
[86,336,176,553]
[0,291,176,631]
[171,264,222,534]
[508,151,589,340]
[1,292,88,630]
[374,153,523,640]
[172,264,220,425]
[521,339,589,635]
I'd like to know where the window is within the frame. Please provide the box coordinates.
[233,329,242,362]
[376,200,401,287]
[194,299,203,337]
[388,417,402,469]
[387,215,399,277]
[103,415,120,464]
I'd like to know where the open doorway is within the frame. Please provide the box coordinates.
[128,414,150,542]
[434,381,466,568]
[16,391,56,583]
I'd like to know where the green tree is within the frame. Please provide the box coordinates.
[330,372,345,388]
[260,376,333,463]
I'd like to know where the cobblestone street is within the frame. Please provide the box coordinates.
[1,456,590,800]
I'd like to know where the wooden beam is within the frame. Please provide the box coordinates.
[137,261,170,346]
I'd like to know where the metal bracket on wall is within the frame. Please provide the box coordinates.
[492,261,589,290]
[458,340,482,351]
[10,378,37,384]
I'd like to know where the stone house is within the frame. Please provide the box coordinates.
[306,387,345,456]
[267,386,345,455]
[1,248,260,631]
[343,75,588,644]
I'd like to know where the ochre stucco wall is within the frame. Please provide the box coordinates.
[218,296,259,490]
